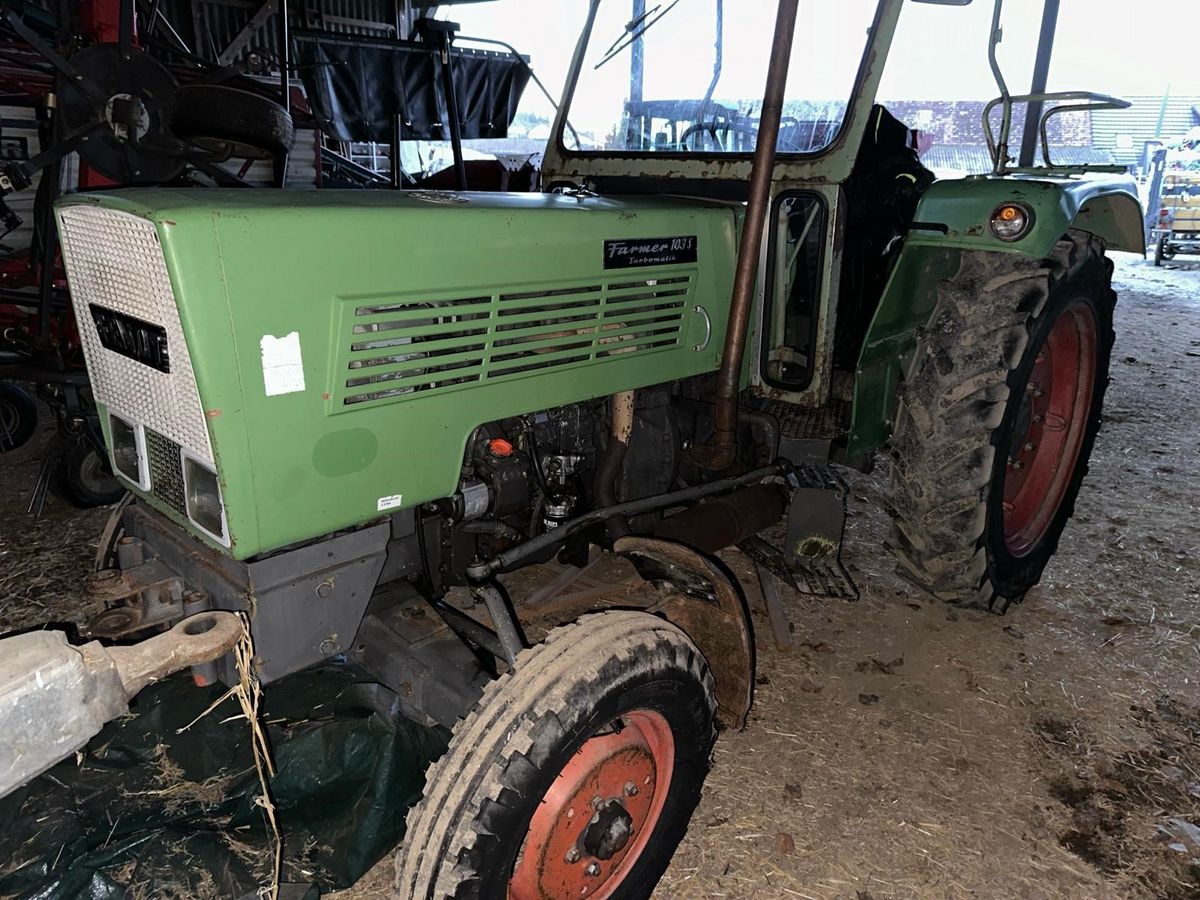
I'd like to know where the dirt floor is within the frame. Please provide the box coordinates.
[2,253,1198,898]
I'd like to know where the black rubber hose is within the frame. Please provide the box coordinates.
[460,520,525,543]
[470,461,793,578]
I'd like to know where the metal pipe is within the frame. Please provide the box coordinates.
[437,30,468,191]
[626,0,645,148]
[460,519,524,543]
[470,461,793,578]
[471,584,526,664]
[594,390,635,540]
[1018,0,1060,169]
[693,0,799,472]
[653,483,787,554]
[739,408,780,462]
[429,597,507,660]
[275,0,291,188]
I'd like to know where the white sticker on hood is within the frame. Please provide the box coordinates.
[260,332,305,396]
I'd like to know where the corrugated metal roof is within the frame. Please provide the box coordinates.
[1091,95,1200,165]
[156,0,397,64]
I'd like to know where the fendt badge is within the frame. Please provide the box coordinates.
[89,304,171,373]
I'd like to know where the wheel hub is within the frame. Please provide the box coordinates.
[509,710,674,900]
[581,798,635,860]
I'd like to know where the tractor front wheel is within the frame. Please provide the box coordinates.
[395,611,716,899]
[888,231,1115,612]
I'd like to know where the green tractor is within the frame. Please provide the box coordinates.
[50,0,1141,895]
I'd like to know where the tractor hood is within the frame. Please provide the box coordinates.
[55,189,738,559]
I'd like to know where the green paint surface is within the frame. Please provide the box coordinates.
[60,190,738,559]
[847,173,1144,459]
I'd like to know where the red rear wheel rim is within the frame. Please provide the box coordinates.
[1001,299,1098,557]
[509,710,675,900]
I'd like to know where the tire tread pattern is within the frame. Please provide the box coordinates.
[886,230,1116,611]
[395,610,716,899]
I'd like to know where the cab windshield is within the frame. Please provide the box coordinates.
[563,0,881,155]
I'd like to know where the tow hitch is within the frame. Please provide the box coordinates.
[0,611,243,799]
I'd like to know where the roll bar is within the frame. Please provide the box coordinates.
[984,0,1130,175]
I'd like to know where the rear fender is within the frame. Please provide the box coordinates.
[845,174,1142,461]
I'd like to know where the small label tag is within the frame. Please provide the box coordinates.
[260,332,306,396]
[377,494,404,512]
[604,235,698,270]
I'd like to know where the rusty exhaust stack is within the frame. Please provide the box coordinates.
[595,390,636,540]
[692,0,799,472]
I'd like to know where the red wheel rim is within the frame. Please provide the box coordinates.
[509,710,675,900]
[1001,299,1098,557]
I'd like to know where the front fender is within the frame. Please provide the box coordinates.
[845,174,1142,461]
[905,173,1145,258]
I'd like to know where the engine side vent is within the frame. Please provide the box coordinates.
[333,275,694,410]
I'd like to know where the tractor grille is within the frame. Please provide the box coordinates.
[144,429,188,516]
[333,275,694,410]
[56,205,214,464]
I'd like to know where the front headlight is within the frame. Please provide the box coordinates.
[108,411,148,490]
[183,454,228,544]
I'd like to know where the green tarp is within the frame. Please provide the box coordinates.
[0,665,447,899]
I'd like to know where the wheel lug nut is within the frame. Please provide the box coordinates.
[585,862,601,877]
[1024,442,1035,452]
[624,782,638,797]
[1012,461,1023,470]
[565,847,581,864]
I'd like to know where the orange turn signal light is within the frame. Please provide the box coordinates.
[990,203,1032,241]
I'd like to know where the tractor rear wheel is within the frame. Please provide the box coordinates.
[888,230,1115,612]
[395,610,716,899]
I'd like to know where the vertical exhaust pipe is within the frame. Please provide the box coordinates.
[595,390,636,540]
[692,0,800,472]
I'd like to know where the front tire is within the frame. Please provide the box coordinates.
[396,611,717,899]
[888,231,1115,611]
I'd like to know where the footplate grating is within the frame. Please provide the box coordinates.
[761,398,851,441]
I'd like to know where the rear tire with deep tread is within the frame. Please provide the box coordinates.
[887,230,1115,612]
[395,610,717,899]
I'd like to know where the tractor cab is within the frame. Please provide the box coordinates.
[542,0,1144,461]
